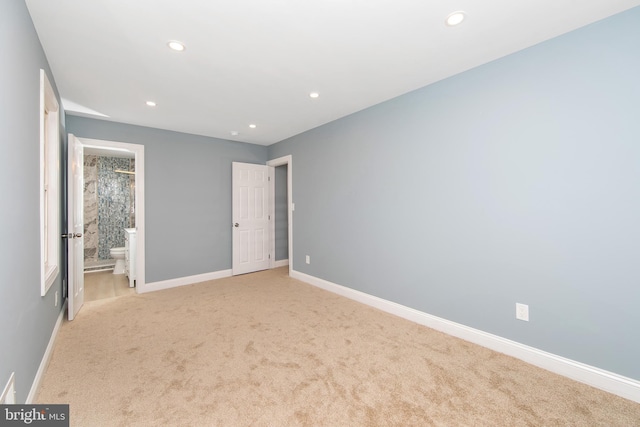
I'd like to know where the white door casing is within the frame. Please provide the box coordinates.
[267,155,293,275]
[232,162,270,275]
[67,134,84,320]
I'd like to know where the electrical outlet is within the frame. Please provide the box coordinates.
[306,255,310,264]
[516,303,529,321]
[55,291,59,307]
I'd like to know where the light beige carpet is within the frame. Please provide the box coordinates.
[37,268,640,426]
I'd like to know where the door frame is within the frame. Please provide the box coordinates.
[78,137,146,293]
[267,155,293,275]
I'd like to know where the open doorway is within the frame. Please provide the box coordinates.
[231,157,292,276]
[268,155,293,275]
[273,164,289,267]
[79,138,145,301]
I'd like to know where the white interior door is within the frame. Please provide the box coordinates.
[232,162,270,275]
[67,134,84,320]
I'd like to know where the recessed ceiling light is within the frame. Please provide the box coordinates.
[146,101,156,107]
[309,92,319,99]
[230,131,239,136]
[167,40,186,51]
[249,124,257,129]
[446,11,466,26]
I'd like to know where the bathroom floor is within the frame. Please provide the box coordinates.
[84,271,136,302]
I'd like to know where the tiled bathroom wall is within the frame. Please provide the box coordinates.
[83,155,99,262]
[83,155,135,263]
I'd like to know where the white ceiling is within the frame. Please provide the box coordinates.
[25,0,640,146]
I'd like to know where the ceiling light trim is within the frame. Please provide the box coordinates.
[167,40,186,51]
[446,11,466,27]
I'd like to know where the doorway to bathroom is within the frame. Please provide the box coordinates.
[67,136,145,319]
[83,147,135,273]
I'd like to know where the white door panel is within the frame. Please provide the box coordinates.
[232,162,270,275]
[67,134,84,320]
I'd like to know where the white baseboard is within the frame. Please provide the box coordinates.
[27,301,67,404]
[274,259,289,268]
[140,269,232,294]
[290,270,640,404]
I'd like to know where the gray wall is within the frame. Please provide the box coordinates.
[67,116,268,282]
[269,7,640,380]
[0,0,66,402]
[275,165,289,261]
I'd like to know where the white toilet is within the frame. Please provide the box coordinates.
[110,247,126,274]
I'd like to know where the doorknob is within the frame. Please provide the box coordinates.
[61,233,83,239]
[234,223,239,227]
